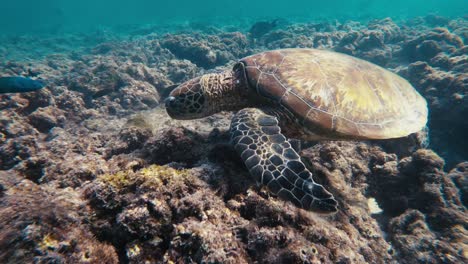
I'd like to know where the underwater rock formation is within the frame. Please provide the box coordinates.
[0,172,118,263]
[0,16,467,263]
[249,19,283,40]
[161,32,250,68]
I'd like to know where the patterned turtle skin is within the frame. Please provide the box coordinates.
[165,48,428,214]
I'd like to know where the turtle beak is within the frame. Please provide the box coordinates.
[164,96,176,109]
[165,96,180,119]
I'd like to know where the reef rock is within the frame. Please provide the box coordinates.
[0,172,118,263]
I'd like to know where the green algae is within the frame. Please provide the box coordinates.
[98,165,192,191]
[125,113,153,131]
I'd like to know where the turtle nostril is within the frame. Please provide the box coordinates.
[164,96,176,108]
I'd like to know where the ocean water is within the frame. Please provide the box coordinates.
[1,0,467,34]
[0,1,467,263]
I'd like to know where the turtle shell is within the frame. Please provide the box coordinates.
[240,48,428,139]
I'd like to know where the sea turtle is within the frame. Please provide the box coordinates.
[165,48,428,213]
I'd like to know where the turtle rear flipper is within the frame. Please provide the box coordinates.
[230,108,338,214]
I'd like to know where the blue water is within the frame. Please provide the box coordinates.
[1,0,467,35]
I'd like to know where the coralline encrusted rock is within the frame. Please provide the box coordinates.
[83,165,249,263]
[86,131,438,262]
[367,149,467,263]
[398,58,467,166]
[161,32,250,68]
[86,160,390,263]
[448,162,468,206]
[143,126,206,166]
[81,136,467,263]
[302,143,467,264]
[27,106,62,133]
[402,27,464,62]
[0,172,118,263]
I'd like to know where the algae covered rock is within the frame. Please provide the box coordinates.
[84,165,250,263]
[0,172,118,263]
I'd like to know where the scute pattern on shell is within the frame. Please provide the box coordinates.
[241,48,428,139]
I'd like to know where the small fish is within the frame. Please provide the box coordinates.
[0,76,46,94]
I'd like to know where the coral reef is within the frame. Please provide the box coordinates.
[0,16,467,263]
[161,32,249,68]
[249,19,283,40]
[0,172,118,263]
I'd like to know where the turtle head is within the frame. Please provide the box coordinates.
[165,69,251,120]
[165,76,211,120]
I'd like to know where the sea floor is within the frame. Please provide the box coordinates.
[0,16,467,263]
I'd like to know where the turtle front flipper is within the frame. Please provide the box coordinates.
[230,108,338,214]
